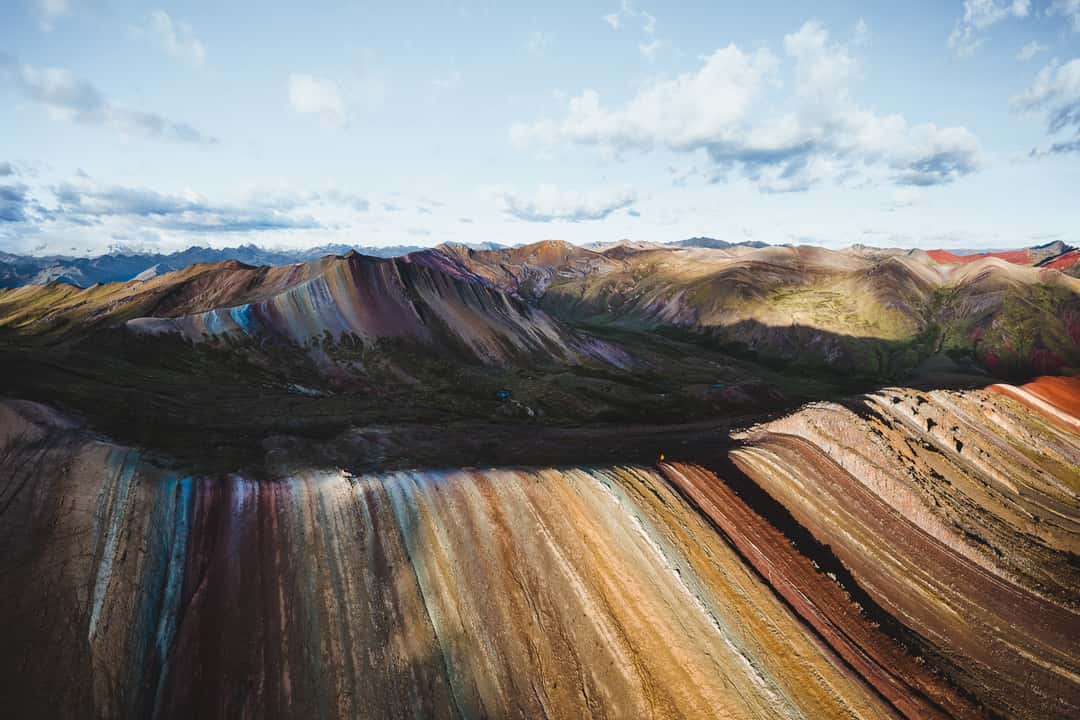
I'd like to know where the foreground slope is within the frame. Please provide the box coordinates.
[1,399,893,719]
[1,377,1077,718]
[731,377,1080,719]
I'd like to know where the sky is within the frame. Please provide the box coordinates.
[1,0,1079,256]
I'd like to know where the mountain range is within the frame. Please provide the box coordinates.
[0,241,506,288]
[1,235,1077,718]
[4,236,1077,290]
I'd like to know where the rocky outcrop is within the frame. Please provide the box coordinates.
[731,378,1080,719]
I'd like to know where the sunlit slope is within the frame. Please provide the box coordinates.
[533,244,1080,375]
[732,381,1080,719]
[3,241,1076,375]
[0,252,622,366]
[1,377,1077,718]
[1,399,891,719]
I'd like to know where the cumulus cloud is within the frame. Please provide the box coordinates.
[492,184,637,222]
[10,179,369,237]
[1011,58,1080,154]
[1016,40,1047,61]
[512,44,776,152]
[135,10,207,67]
[49,182,320,232]
[512,21,982,192]
[0,52,216,144]
[288,73,347,128]
[948,0,1031,57]
[0,162,14,177]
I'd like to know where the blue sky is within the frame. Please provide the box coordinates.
[1,0,1079,255]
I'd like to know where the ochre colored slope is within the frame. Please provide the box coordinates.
[0,258,324,335]
[660,462,983,720]
[732,385,1080,719]
[0,252,623,366]
[143,254,618,365]
[0,398,894,719]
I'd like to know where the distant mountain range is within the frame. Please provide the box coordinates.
[0,242,507,289]
[2,236,1077,290]
[666,236,772,249]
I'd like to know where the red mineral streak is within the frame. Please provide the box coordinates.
[927,249,1032,265]
[990,375,1080,431]
[1042,249,1080,270]
[660,462,984,720]
[730,384,1080,720]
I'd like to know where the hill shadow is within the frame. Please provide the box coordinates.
[0,310,1052,478]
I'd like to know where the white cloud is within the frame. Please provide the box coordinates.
[512,21,982,192]
[1010,58,1080,154]
[45,179,328,233]
[492,184,637,222]
[603,13,621,30]
[0,51,215,144]
[37,0,71,32]
[527,30,552,55]
[512,43,777,152]
[288,73,347,128]
[1016,40,1047,61]
[638,39,663,62]
[948,0,1031,56]
[1050,0,1080,31]
[136,10,207,67]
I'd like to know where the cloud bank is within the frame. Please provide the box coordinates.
[493,184,637,222]
[512,21,982,193]
[948,0,1030,57]
[1011,57,1080,155]
[0,51,216,144]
